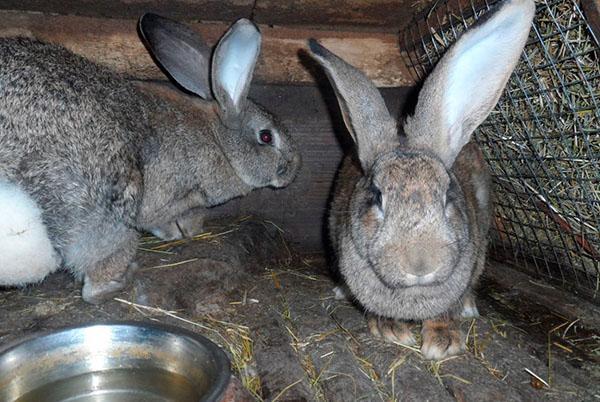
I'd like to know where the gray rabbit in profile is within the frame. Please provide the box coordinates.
[0,14,301,303]
[309,0,534,359]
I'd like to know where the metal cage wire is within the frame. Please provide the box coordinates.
[402,0,600,299]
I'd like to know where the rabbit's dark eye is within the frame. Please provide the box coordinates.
[445,179,458,207]
[258,129,273,145]
[370,184,383,210]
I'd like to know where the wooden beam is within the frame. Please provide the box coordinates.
[0,0,255,22]
[253,0,429,31]
[0,11,415,87]
[0,0,431,31]
[581,0,600,40]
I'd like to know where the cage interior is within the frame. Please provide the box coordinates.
[0,0,599,400]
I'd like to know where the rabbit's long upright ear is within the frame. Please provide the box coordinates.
[308,40,398,172]
[404,0,535,168]
[212,19,261,124]
[139,13,212,100]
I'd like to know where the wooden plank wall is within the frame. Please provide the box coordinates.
[581,0,600,38]
[0,1,430,31]
[0,11,416,87]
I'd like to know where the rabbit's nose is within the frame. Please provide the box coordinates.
[403,270,438,286]
[277,153,302,177]
[402,259,439,283]
[277,164,288,176]
[374,257,440,288]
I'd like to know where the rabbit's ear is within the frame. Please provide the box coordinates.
[308,40,398,172]
[404,0,535,168]
[139,13,212,100]
[211,19,261,124]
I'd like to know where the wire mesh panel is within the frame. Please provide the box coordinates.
[402,0,600,299]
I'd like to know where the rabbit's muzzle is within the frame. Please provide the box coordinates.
[272,152,301,187]
[276,164,288,176]
[402,271,439,286]
[369,256,442,288]
[369,237,457,288]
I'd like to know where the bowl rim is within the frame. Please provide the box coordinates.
[0,320,231,402]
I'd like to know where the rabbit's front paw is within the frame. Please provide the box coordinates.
[367,315,416,345]
[421,318,464,360]
[150,213,205,241]
[150,222,184,241]
[174,212,205,238]
[460,293,479,318]
[82,277,127,304]
[82,261,138,304]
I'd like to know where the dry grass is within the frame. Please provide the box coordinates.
[464,318,507,380]
[402,0,599,295]
[278,295,328,401]
[113,297,263,399]
[127,216,268,398]
[428,356,471,386]
[137,216,252,254]
[323,311,393,401]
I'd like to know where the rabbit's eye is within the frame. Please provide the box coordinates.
[370,184,383,210]
[258,129,273,145]
[445,179,458,207]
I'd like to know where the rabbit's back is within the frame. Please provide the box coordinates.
[0,38,149,173]
[0,38,149,261]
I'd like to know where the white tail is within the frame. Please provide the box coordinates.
[0,181,59,285]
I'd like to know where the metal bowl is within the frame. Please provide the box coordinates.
[0,322,230,402]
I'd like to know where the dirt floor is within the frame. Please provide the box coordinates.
[1,217,599,401]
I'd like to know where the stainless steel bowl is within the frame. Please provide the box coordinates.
[0,322,230,402]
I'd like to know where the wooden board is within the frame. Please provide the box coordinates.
[582,0,600,39]
[0,11,415,87]
[253,0,431,30]
[0,0,432,31]
[0,0,255,21]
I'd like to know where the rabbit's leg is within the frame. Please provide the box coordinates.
[149,208,206,241]
[81,230,139,304]
[174,208,206,238]
[421,317,464,360]
[149,221,184,241]
[460,292,479,318]
[367,315,416,345]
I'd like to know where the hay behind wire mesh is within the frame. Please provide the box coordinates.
[402,0,600,297]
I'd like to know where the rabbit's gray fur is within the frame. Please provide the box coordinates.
[310,0,534,359]
[328,145,491,320]
[0,16,300,303]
